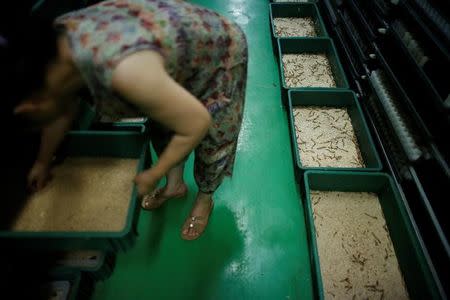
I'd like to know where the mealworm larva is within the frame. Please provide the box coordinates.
[294,106,365,168]
[337,146,349,153]
[364,213,378,220]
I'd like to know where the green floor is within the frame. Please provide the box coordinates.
[93,1,314,299]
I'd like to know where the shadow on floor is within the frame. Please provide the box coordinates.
[145,201,169,258]
[142,204,244,299]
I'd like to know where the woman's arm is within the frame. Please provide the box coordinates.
[112,51,212,195]
[28,100,78,191]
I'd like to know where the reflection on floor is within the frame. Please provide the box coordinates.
[93,0,313,299]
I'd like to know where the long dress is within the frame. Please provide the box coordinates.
[56,0,248,193]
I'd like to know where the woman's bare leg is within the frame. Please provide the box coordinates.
[163,163,187,194]
[140,162,188,209]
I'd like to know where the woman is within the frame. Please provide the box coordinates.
[4,0,247,240]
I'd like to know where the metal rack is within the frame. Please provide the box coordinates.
[319,0,449,298]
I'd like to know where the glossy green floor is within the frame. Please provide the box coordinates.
[93,1,314,299]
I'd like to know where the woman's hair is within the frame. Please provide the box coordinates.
[1,15,60,125]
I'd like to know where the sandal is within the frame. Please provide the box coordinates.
[181,200,214,241]
[141,187,188,210]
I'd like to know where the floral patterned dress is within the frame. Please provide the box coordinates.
[56,0,248,193]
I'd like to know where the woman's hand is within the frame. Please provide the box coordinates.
[27,100,78,193]
[27,160,51,192]
[134,168,164,197]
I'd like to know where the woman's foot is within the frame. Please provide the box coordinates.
[141,183,188,210]
[140,163,187,210]
[181,193,214,240]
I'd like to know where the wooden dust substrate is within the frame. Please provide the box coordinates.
[293,106,365,168]
[282,54,336,88]
[99,116,146,122]
[117,117,146,123]
[311,191,409,300]
[11,157,139,232]
[273,17,317,37]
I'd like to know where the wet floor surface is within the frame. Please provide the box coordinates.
[93,1,313,299]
